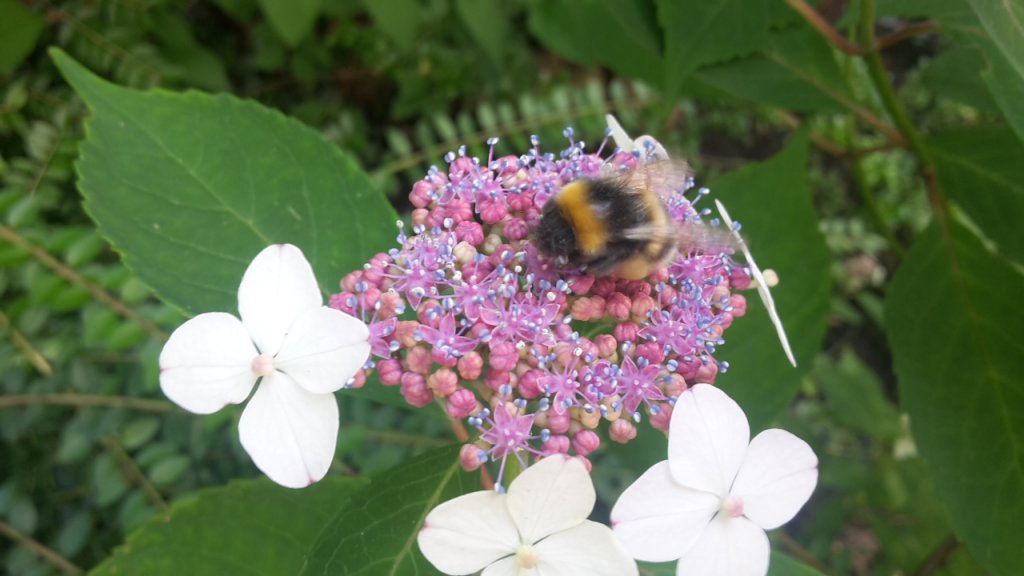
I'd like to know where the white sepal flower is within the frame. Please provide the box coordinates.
[159,244,370,488]
[611,384,817,576]
[418,455,637,576]
[606,114,669,161]
[715,199,797,367]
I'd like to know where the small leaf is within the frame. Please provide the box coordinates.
[0,0,44,73]
[816,352,901,441]
[886,219,1024,576]
[256,0,321,48]
[302,445,475,576]
[455,0,507,64]
[927,126,1024,264]
[922,45,999,112]
[708,131,831,430]
[977,38,1024,145]
[91,477,367,575]
[50,49,398,315]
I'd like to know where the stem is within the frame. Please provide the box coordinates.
[0,225,167,340]
[914,534,960,576]
[786,0,862,55]
[858,0,948,221]
[101,436,168,511]
[0,520,83,575]
[0,310,53,376]
[876,21,939,51]
[0,393,175,412]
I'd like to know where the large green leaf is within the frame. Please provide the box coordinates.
[90,477,367,575]
[527,0,663,85]
[50,49,398,315]
[301,445,475,575]
[968,0,1024,80]
[922,45,1000,113]
[708,131,831,430]
[657,0,774,97]
[256,0,320,47]
[927,126,1024,264]
[886,219,1024,576]
[977,39,1024,145]
[698,27,855,113]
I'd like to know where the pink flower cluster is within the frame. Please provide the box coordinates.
[331,130,751,487]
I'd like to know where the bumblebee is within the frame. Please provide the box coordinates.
[535,160,730,280]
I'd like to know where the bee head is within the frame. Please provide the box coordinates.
[535,202,579,261]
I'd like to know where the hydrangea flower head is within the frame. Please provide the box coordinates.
[417,454,637,576]
[159,244,371,488]
[333,117,765,486]
[611,384,818,576]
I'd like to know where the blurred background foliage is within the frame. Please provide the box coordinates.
[0,0,1019,574]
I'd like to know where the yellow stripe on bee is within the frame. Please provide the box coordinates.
[556,182,606,255]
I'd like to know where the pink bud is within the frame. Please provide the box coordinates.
[635,342,665,364]
[412,208,429,227]
[427,368,458,397]
[720,312,734,329]
[410,180,434,208]
[479,199,507,224]
[405,345,432,374]
[348,369,367,389]
[730,268,752,290]
[377,359,403,385]
[489,341,518,372]
[650,403,673,431]
[609,419,637,443]
[542,434,570,455]
[592,277,617,297]
[694,361,719,384]
[568,273,595,295]
[400,372,433,407]
[665,373,687,397]
[630,293,656,318]
[377,291,404,319]
[594,334,618,358]
[614,322,639,343]
[457,351,484,380]
[572,455,593,472]
[447,388,478,419]
[572,430,601,456]
[518,369,544,399]
[459,444,484,471]
[447,200,473,224]
[484,368,511,393]
[455,221,484,245]
[503,218,529,241]
[396,321,420,348]
[546,410,571,434]
[606,292,631,320]
[430,347,459,368]
[729,294,747,317]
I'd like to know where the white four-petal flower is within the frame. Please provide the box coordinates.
[611,384,818,576]
[418,455,638,576]
[159,244,370,488]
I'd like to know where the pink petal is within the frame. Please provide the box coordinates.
[534,520,638,576]
[159,312,257,414]
[506,455,594,544]
[418,491,519,575]
[238,244,322,356]
[674,515,770,576]
[611,461,719,562]
[731,429,818,530]
[668,384,750,496]
[714,200,796,367]
[275,307,370,394]
[237,372,338,488]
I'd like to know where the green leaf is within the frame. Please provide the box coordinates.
[50,49,398,315]
[977,39,1024,145]
[256,0,321,48]
[639,552,826,576]
[302,445,475,575]
[968,0,1024,80]
[708,131,831,430]
[362,0,420,54]
[657,0,773,97]
[455,0,507,64]
[927,126,1024,264]
[816,352,901,442]
[885,219,1024,576]
[0,0,44,73]
[698,27,856,113]
[527,0,663,85]
[90,477,367,575]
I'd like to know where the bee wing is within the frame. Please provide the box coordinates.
[621,159,694,197]
[715,199,797,367]
[674,222,741,255]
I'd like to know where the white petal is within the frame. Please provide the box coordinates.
[611,461,719,562]
[275,307,370,394]
[533,520,638,576]
[159,312,257,414]
[418,490,520,575]
[481,557,525,576]
[674,515,769,576]
[237,372,338,488]
[605,114,634,151]
[731,429,818,530]
[715,200,796,367]
[668,384,749,496]
[506,455,594,544]
[238,244,322,356]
